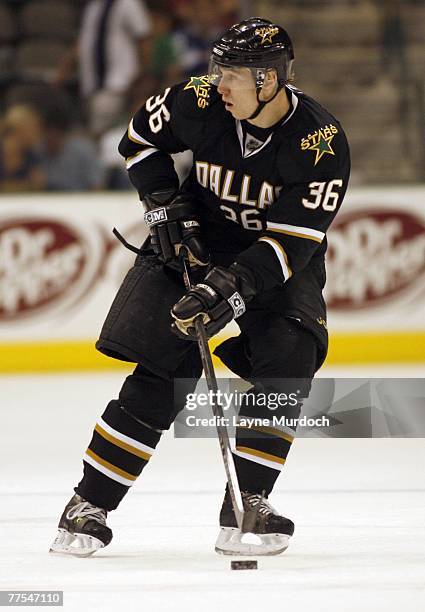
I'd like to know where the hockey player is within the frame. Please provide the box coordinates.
[50,17,350,557]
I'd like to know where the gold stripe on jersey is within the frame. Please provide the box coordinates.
[85,448,138,482]
[258,237,293,280]
[125,147,150,165]
[235,445,286,467]
[267,222,325,243]
[94,423,152,461]
[270,228,322,243]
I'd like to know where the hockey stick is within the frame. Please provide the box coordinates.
[180,254,251,532]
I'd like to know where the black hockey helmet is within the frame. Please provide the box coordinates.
[209,17,294,89]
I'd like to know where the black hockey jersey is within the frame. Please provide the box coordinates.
[118,77,351,363]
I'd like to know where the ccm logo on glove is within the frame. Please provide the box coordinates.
[144,208,168,226]
[143,189,210,269]
[228,292,246,317]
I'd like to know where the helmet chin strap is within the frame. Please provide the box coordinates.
[247,83,284,121]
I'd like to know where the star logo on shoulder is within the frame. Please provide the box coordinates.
[184,75,211,96]
[255,26,279,45]
[300,124,339,166]
[184,75,211,108]
[308,131,336,165]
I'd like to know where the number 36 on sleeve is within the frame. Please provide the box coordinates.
[302,179,343,211]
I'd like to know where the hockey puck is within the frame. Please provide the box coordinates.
[230,560,258,570]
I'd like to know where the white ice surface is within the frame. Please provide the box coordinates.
[1,368,425,611]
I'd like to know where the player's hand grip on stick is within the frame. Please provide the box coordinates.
[171,264,256,340]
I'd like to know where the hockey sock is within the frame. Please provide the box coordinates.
[233,423,295,496]
[75,400,162,510]
[231,375,311,496]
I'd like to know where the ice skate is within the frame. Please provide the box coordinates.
[215,490,294,556]
[49,494,112,557]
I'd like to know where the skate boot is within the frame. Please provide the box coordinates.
[49,494,112,557]
[215,490,294,556]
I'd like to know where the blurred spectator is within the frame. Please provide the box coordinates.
[168,0,192,24]
[0,105,45,192]
[99,124,131,190]
[35,93,105,191]
[172,0,224,77]
[55,0,152,138]
[97,77,146,190]
[142,2,181,95]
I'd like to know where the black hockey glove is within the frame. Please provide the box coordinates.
[171,264,256,339]
[143,188,210,268]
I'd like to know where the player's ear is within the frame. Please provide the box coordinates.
[262,69,278,97]
[264,69,277,85]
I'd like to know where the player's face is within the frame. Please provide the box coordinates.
[217,67,258,119]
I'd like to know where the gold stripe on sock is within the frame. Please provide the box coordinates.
[85,448,138,481]
[235,445,286,466]
[95,423,151,461]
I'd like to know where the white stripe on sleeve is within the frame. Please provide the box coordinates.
[128,118,156,146]
[126,147,158,169]
[258,237,292,281]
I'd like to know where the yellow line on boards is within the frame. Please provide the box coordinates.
[326,331,425,364]
[0,341,131,374]
[0,332,424,373]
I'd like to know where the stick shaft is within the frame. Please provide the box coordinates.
[182,259,244,529]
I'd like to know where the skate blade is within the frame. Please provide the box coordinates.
[49,528,104,557]
[215,527,290,556]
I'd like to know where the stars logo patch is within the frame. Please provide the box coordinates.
[301,124,339,166]
[184,75,211,109]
